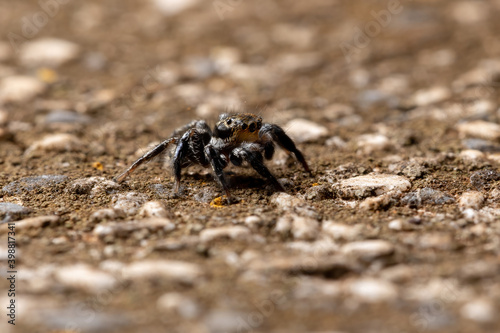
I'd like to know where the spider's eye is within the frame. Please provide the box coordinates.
[248,123,256,132]
[226,119,232,125]
[241,123,247,130]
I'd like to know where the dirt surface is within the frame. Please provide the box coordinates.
[1,0,500,332]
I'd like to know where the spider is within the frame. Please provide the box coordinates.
[114,113,311,202]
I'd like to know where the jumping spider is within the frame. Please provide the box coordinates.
[114,113,311,202]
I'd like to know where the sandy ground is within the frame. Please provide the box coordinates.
[0,0,500,332]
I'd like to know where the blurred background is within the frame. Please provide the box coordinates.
[1,0,500,332]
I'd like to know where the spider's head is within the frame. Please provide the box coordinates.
[214,113,263,143]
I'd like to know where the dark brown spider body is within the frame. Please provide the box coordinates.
[114,113,311,201]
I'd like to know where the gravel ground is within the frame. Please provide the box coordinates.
[1,0,500,332]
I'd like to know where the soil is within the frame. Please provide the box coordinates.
[0,0,499,332]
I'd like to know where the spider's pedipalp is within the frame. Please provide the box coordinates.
[259,123,311,174]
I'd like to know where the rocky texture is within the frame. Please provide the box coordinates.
[334,174,411,199]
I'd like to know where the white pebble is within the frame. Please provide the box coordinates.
[274,215,292,235]
[412,86,451,106]
[20,38,80,67]
[0,76,46,104]
[199,226,251,243]
[335,174,411,199]
[244,215,262,230]
[121,260,204,285]
[460,298,495,323]
[113,192,148,216]
[139,201,168,218]
[54,264,117,293]
[459,149,485,161]
[24,133,83,157]
[457,120,500,141]
[157,292,200,319]
[151,0,200,16]
[356,133,392,154]
[459,191,485,210]
[322,221,361,241]
[341,240,394,260]
[271,192,306,209]
[349,278,397,303]
[291,215,320,241]
[0,215,59,233]
[284,118,328,143]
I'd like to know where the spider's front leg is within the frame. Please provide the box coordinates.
[230,144,285,192]
[259,124,311,175]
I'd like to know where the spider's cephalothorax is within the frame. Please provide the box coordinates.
[114,113,311,201]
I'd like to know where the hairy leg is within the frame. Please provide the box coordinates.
[259,123,311,174]
[114,137,178,183]
[205,145,231,198]
[230,145,285,192]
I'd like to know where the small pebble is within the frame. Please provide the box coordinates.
[121,260,204,285]
[291,215,320,241]
[459,149,485,161]
[322,221,361,241]
[271,192,307,209]
[112,192,149,216]
[203,310,248,333]
[0,215,59,233]
[460,298,495,323]
[401,187,455,208]
[199,226,251,243]
[3,175,68,195]
[470,169,500,190]
[0,203,31,221]
[284,118,328,143]
[458,191,485,210]
[152,0,200,16]
[334,174,411,199]
[44,110,91,124]
[244,215,262,230]
[54,264,117,293]
[411,86,451,106]
[273,52,323,73]
[24,134,84,157]
[138,201,169,218]
[157,292,200,319]
[0,76,46,104]
[341,240,394,260]
[349,278,398,303]
[457,120,500,141]
[19,38,80,67]
[356,134,392,154]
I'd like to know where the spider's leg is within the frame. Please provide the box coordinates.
[172,127,211,192]
[259,123,311,174]
[114,137,178,183]
[230,145,285,192]
[204,145,231,198]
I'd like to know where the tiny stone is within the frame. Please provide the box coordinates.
[199,226,251,243]
[460,298,495,323]
[457,120,500,141]
[284,118,328,143]
[139,201,169,218]
[152,0,200,16]
[3,175,68,195]
[24,134,84,157]
[401,187,455,208]
[271,192,307,209]
[90,209,120,223]
[458,191,485,210]
[244,215,262,230]
[334,174,411,199]
[112,192,149,216]
[19,38,80,67]
[356,134,392,154]
[291,215,320,241]
[459,149,485,161]
[54,264,117,293]
[0,76,46,104]
[322,221,361,241]
[325,136,347,149]
[121,260,204,285]
[0,202,30,221]
[411,86,451,106]
[341,240,394,260]
[0,215,59,233]
[349,278,397,303]
[274,215,292,235]
[44,110,91,124]
[470,169,500,190]
[157,292,200,319]
[204,310,247,333]
[303,184,333,201]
